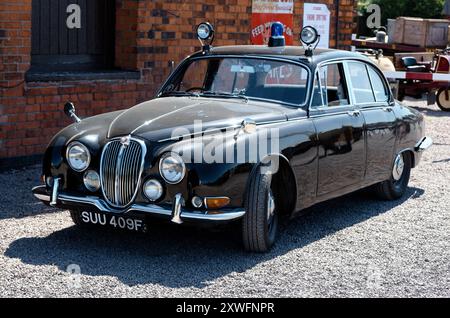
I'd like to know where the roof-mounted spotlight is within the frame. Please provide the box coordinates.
[268,22,285,48]
[300,26,320,57]
[197,22,215,52]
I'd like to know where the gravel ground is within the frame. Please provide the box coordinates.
[0,98,449,298]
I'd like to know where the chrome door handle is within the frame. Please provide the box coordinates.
[347,110,361,117]
[383,107,393,112]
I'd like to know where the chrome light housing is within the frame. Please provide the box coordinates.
[66,142,91,172]
[143,179,164,202]
[301,26,319,45]
[159,152,186,184]
[83,170,101,192]
[197,22,214,40]
[197,22,215,49]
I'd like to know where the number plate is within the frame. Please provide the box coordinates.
[80,211,147,233]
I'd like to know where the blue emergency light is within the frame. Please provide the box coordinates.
[268,22,285,47]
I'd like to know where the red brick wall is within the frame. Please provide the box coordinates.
[0,0,357,168]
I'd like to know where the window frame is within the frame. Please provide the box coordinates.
[346,60,393,107]
[309,58,394,112]
[367,64,391,104]
[312,61,352,110]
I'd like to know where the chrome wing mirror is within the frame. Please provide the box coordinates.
[64,102,81,123]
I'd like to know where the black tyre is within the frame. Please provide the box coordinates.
[70,210,89,227]
[397,83,405,102]
[374,152,411,200]
[436,88,450,112]
[242,166,279,253]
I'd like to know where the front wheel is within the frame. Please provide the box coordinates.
[70,210,90,227]
[242,166,279,253]
[436,88,450,111]
[374,152,411,200]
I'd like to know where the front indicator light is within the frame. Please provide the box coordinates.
[204,197,231,210]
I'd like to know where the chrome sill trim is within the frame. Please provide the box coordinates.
[32,187,245,222]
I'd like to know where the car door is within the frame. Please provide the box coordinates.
[346,61,397,184]
[310,62,366,197]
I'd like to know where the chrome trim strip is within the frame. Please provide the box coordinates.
[32,187,245,222]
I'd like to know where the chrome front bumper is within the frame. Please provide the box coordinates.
[32,185,245,223]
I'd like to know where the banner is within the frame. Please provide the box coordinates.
[303,3,331,48]
[251,0,294,45]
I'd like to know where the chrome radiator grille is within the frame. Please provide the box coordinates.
[100,138,146,208]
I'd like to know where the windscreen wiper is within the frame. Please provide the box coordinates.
[158,91,200,98]
[201,91,249,103]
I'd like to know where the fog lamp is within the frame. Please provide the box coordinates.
[144,179,164,202]
[83,170,100,192]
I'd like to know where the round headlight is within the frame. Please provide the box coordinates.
[159,153,186,184]
[143,179,164,202]
[66,142,91,172]
[83,170,100,192]
[197,22,214,40]
[301,26,319,45]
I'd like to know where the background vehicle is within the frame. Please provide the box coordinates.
[395,48,450,111]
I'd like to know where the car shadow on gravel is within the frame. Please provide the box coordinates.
[4,187,424,289]
[0,166,59,220]
[409,105,450,118]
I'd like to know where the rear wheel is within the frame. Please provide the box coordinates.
[242,166,279,253]
[374,152,411,200]
[436,88,450,111]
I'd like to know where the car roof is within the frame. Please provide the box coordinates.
[194,45,371,66]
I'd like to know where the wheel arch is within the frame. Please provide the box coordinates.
[244,153,297,217]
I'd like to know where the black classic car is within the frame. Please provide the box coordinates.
[32,23,432,252]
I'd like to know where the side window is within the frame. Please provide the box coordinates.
[368,66,389,102]
[312,63,350,107]
[348,62,376,104]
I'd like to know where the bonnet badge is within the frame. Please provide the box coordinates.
[120,135,131,147]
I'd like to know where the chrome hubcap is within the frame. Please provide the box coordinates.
[392,154,405,181]
[267,190,276,224]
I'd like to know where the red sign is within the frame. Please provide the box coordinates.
[251,0,294,45]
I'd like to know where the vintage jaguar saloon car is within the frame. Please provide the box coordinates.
[32,23,432,252]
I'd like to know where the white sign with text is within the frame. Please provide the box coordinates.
[303,3,330,48]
